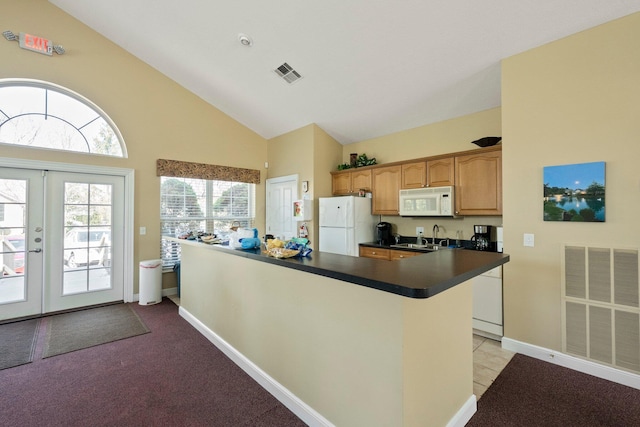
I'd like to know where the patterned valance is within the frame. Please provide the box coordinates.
[156,159,260,184]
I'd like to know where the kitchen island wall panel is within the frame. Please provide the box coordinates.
[179,243,475,426]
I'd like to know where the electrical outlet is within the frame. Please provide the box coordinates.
[416,227,424,235]
[523,233,535,247]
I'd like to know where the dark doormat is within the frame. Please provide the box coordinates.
[42,303,149,358]
[0,318,40,370]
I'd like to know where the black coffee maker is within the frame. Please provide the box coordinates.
[376,222,393,246]
[471,225,492,251]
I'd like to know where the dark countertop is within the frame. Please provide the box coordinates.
[169,237,509,299]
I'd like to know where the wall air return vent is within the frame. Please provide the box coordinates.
[562,244,640,374]
[274,62,303,84]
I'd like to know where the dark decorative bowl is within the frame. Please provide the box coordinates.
[471,136,501,147]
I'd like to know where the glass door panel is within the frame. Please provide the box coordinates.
[62,182,113,295]
[0,170,44,321]
[46,172,124,313]
[0,179,27,303]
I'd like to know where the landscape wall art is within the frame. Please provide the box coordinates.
[543,161,605,222]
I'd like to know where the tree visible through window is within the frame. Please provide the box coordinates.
[160,177,255,269]
[0,79,125,157]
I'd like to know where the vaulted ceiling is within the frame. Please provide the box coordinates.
[50,0,640,144]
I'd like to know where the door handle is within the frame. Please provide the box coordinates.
[28,248,42,253]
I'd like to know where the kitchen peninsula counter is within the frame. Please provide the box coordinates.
[166,237,509,299]
[169,236,509,426]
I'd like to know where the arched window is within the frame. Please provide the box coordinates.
[0,79,126,157]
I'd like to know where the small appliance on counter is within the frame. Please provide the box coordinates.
[496,226,503,253]
[471,225,493,251]
[376,222,393,246]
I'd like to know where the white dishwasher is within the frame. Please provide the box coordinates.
[472,265,503,339]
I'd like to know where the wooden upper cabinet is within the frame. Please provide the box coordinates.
[401,162,427,189]
[332,171,351,195]
[351,169,372,192]
[372,165,401,215]
[401,158,454,189]
[331,169,372,195]
[454,150,502,215]
[426,157,454,187]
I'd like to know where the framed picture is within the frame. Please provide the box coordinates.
[543,161,605,222]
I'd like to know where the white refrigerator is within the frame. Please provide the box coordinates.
[318,196,376,256]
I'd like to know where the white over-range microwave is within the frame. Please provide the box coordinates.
[399,186,455,217]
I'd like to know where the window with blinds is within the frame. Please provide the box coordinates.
[160,176,255,270]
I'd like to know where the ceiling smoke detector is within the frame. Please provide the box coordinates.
[238,33,252,46]
[274,62,302,84]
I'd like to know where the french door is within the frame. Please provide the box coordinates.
[0,169,44,320]
[0,168,125,321]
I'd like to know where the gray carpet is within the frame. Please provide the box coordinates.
[43,304,149,358]
[0,319,40,370]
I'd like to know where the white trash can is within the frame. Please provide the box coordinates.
[139,259,162,305]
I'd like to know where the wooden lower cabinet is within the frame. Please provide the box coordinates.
[388,250,421,261]
[359,246,390,260]
[359,246,422,261]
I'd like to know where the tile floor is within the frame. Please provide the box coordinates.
[473,334,515,398]
[167,295,514,399]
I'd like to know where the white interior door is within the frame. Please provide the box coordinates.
[0,168,44,321]
[44,171,125,313]
[265,175,298,240]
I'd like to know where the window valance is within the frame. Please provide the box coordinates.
[156,159,260,184]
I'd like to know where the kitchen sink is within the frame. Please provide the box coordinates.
[390,243,444,251]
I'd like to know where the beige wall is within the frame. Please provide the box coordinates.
[344,107,501,162]
[341,108,504,242]
[1,0,268,292]
[501,12,640,350]
[267,124,342,248]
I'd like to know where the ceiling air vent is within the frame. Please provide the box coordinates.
[274,62,302,84]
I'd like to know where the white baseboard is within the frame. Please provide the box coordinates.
[502,337,640,390]
[178,306,334,427]
[178,306,477,427]
[132,287,178,303]
[447,395,477,427]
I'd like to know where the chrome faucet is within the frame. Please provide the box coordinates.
[432,224,439,244]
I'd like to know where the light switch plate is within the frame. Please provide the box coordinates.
[416,226,424,235]
[523,233,534,247]
[140,226,146,235]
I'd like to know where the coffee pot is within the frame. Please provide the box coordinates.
[376,222,393,246]
[471,225,492,251]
